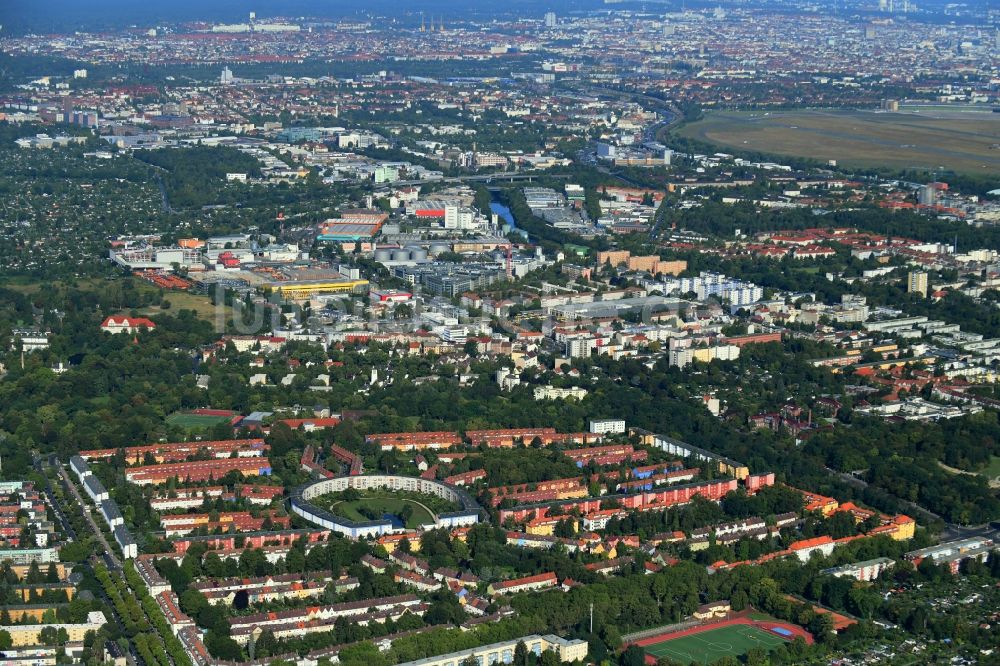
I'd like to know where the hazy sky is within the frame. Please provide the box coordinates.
[0,0,979,35]
[0,0,603,34]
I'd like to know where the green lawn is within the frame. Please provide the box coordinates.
[3,277,229,321]
[138,288,233,322]
[642,624,788,665]
[979,456,1000,484]
[312,487,460,528]
[166,412,232,432]
[328,497,436,528]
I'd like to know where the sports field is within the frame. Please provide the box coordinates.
[635,618,811,665]
[679,106,1000,175]
[166,412,232,432]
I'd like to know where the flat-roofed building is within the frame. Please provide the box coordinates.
[0,548,59,567]
[822,557,894,582]
[589,419,626,434]
[394,634,587,666]
[0,611,106,647]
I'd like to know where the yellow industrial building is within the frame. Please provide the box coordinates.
[265,279,369,299]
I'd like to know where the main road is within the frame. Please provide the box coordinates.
[57,465,122,571]
[46,461,139,665]
[32,455,77,541]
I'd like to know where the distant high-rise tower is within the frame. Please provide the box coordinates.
[544,11,557,28]
[220,67,234,84]
[918,184,938,206]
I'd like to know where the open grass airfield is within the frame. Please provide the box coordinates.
[679,105,1000,175]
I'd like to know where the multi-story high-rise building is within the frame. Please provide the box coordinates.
[220,67,234,84]
[544,12,557,28]
[918,184,938,206]
[907,271,928,297]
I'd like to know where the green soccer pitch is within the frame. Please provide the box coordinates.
[641,623,789,665]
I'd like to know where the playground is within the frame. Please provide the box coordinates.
[632,615,812,665]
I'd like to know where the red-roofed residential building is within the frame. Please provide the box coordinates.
[444,470,487,487]
[160,510,290,537]
[487,572,558,596]
[172,528,328,554]
[789,535,837,561]
[279,417,341,431]
[156,590,195,634]
[82,439,267,465]
[793,245,837,260]
[126,457,272,486]
[365,432,462,451]
[101,315,157,333]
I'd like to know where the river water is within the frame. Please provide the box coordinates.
[489,201,516,229]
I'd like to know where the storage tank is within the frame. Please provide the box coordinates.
[409,247,429,262]
[391,248,411,261]
[429,243,451,255]
[374,249,393,262]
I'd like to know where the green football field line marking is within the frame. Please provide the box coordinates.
[656,645,696,663]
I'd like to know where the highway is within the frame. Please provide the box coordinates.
[558,82,683,190]
[385,172,570,188]
[559,82,683,136]
[824,465,946,525]
[150,167,178,214]
[824,465,1000,543]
